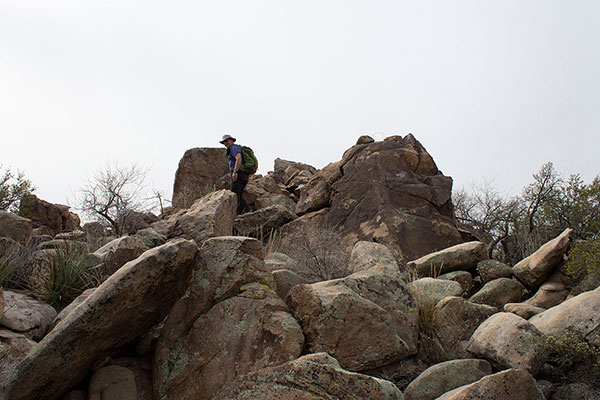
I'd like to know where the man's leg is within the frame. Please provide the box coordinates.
[231,172,251,214]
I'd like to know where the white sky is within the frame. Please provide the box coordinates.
[1,1,599,208]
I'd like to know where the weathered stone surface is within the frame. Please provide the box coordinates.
[166,189,236,244]
[0,210,32,245]
[439,270,473,293]
[529,286,600,341]
[436,369,545,400]
[213,352,403,400]
[1,239,198,400]
[61,390,86,400]
[264,252,296,271]
[324,135,463,262]
[134,227,167,248]
[525,271,571,309]
[295,161,342,215]
[88,365,137,400]
[51,288,96,329]
[155,283,304,400]
[503,303,545,319]
[36,239,88,253]
[409,278,463,309]
[171,147,230,210]
[18,193,80,234]
[116,210,160,235]
[433,297,497,359]
[470,278,526,309]
[467,312,546,375]
[287,268,418,371]
[273,158,317,186]
[0,329,36,384]
[0,290,57,340]
[348,240,399,275]
[272,268,307,300]
[0,288,3,320]
[476,259,512,284]
[233,204,297,237]
[513,228,573,288]
[112,357,154,400]
[403,359,492,400]
[93,236,148,278]
[153,237,277,399]
[408,241,488,277]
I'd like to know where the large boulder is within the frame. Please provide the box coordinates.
[51,288,95,329]
[287,267,418,371]
[116,210,160,235]
[0,290,57,340]
[153,237,299,399]
[503,303,545,319]
[513,228,573,288]
[244,174,297,212]
[529,285,600,341]
[403,359,492,400]
[439,271,473,293]
[233,204,297,237]
[272,268,307,300]
[432,296,497,359]
[154,283,304,400]
[213,352,403,400]
[281,135,464,264]
[0,210,32,245]
[476,259,512,284]
[348,240,399,275]
[469,278,527,309]
[18,193,80,234]
[295,161,342,215]
[436,369,545,400]
[166,189,236,244]
[525,271,571,309]
[1,239,198,400]
[408,241,488,277]
[92,236,149,279]
[272,158,317,186]
[467,312,546,375]
[171,147,230,209]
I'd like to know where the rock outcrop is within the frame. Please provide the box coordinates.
[408,241,487,277]
[0,290,57,340]
[2,239,198,400]
[18,193,80,234]
[233,204,297,237]
[171,147,230,209]
[213,352,403,400]
[0,210,32,245]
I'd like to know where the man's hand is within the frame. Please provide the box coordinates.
[232,171,238,182]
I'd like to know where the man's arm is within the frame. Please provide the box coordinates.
[232,153,242,181]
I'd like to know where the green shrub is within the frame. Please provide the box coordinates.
[566,238,600,276]
[544,332,600,386]
[0,256,16,287]
[29,245,98,309]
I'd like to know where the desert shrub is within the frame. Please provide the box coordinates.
[278,225,350,282]
[543,332,600,386]
[0,166,35,213]
[29,244,98,309]
[0,256,15,287]
[566,238,600,276]
[0,245,35,290]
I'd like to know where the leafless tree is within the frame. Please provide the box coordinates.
[76,163,152,236]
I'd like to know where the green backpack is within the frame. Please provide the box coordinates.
[240,145,258,175]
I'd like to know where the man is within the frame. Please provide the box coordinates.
[220,134,252,215]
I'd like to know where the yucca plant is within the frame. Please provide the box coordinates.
[29,244,98,309]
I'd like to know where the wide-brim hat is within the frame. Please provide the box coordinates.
[219,134,236,144]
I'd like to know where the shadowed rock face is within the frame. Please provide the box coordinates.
[171,147,230,210]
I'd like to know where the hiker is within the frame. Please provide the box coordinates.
[220,134,252,215]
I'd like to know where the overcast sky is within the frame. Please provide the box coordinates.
[1,1,599,210]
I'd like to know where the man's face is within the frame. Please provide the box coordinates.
[223,139,234,148]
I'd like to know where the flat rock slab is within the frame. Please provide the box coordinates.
[0,289,57,340]
[467,312,546,375]
[403,359,492,400]
[437,369,545,400]
[287,267,418,371]
[1,239,198,400]
[513,228,572,288]
[408,241,487,277]
[529,286,600,340]
[213,352,403,400]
